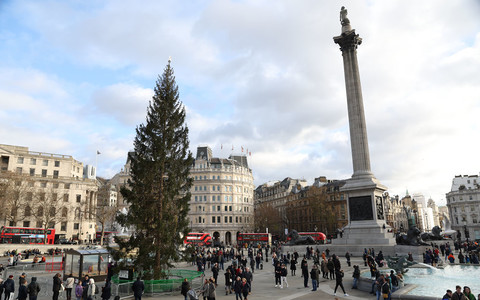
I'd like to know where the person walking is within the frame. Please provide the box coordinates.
[75,281,84,300]
[65,274,75,300]
[52,273,62,300]
[327,258,335,280]
[3,275,14,300]
[224,269,233,295]
[274,262,282,288]
[181,279,190,300]
[131,277,144,300]
[232,277,242,300]
[206,278,216,300]
[333,269,348,297]
[280,264,288,289]
[242,268,253,293]
[240,278,249,300]
[27,277,40,300]
[87,279,97,300]
[310,265,319,292]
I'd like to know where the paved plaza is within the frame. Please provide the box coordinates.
[160,255,371,300]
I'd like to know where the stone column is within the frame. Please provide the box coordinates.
[334,30,372,179]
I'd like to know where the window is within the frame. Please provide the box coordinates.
[24,206,31,217]
[229,216,232,223]
[217,216,220,223]
[62,207,68,217]
[74,223,79,230]
[195,186,198,191]
[212,206,215,212]
[23,221,30,227]
[30,168,35,176]
[60,222,67,231]
[17,157,24,164]
[42,159,48,166]
[64,194,69,202]
[36,221,42,228]
[194,196,198,201]
[65,183,70,189]
[41,169,47,177]
[30,158,36,165]
[212,216,216,223]
[37,207,44,217]
[52,193,57,201]
[54,161,60,167]
[203,196,207,201]
[76,195,81,202]
[53,170,59,179]
[229,206,232,211]
[16,167,22,174]
[40,182,47,188]
[217,205,220,211]
[53,183,59,189]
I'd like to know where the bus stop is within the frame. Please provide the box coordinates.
[63,247,110,281]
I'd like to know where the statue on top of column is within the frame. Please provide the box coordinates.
[340,6,350,26]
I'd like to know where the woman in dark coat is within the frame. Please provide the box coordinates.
[241,278,250,300]
[101,280,111,300]
[290,259,296,276]
[180,279,190,300]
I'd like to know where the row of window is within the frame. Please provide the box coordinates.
[193,195,250,203]
[448,195,476,203]
[193,174,252,182]
[16,192,82,203]
[16,167,60,178]
[194,205,250,213]
[194,216,251,224]
[9,221,83,232]
[17,157,61,167]
[13,181,82,190]
[193,185,251,193]
[453,205,477,213]
[454,216,478,224]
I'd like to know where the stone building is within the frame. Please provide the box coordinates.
[189,146,255,246]
[0,144,98,242]
[285,177,347,237]
[109,152,133,210]
[446,174,480,241]
[254,177,308,235]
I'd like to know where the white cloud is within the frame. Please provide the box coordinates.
[1,0,480,206]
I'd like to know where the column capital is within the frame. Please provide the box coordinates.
[333,30,362,52]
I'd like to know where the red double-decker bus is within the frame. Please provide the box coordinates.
[0,226,55,244]
[237,233,271,246]
[184,232,212,246]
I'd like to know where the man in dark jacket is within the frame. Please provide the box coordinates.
[181,279,190,300]
[27,277,41,300]
[52,273,62,300]
[100,280,111,300]
[4,275,15,300]
[131,277,144,300]
[18,281,27,300]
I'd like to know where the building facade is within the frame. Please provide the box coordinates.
[189,146,255,246]
[0,144,98,242]
[446,174,480,241]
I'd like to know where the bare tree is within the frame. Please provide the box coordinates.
[32,186,67,244]
[0,171,34,226]
[94,181,118,245]
[254,203,283,235]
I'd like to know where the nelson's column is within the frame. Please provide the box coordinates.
[333,7,395,245]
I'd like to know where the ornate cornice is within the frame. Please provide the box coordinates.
[333,30,362,52]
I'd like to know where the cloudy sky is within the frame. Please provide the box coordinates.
[1,0,479,205]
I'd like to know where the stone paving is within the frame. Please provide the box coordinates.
[159,255,372,300]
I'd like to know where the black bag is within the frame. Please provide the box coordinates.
[95,286,99,294]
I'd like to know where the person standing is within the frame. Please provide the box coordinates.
[65,274,75,300]
[301,258,309,288]
[290,258,296,276]
[211,263,219,287]
[327,258,335,280]
[100,280,111,300]
[0,279,4,300]
[131,278,144,300]
[463,287,475,300]
[52,273,62,300]
[17,281,27,300]
[352,265,360,289]
[27,277,40,300]
[333,269,348,297]
[87,279,97,300]
[75,281,84,300]
[206,278,216,300]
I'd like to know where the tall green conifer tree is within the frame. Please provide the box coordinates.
[117,61,193,279]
